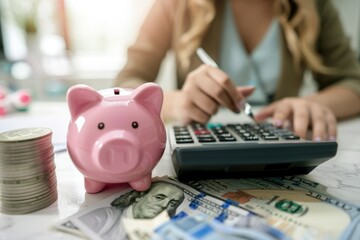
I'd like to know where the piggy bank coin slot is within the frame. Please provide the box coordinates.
[114,88,120,95]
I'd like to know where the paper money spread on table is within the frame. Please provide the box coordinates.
[53,176,360,240]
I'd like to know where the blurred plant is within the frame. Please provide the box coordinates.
[9,0,41,34]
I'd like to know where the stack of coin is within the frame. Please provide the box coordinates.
[0,127,58,214]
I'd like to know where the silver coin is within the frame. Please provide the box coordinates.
[0,172,56,188]
[0,145,53,156]
[0,172,55,185]
[0,183,57,201]
[0,153,55,168]
[2,188,57,207]
[0,128,52,143]
[0,184,57,202]
[0,150,53,158]
[0,174,57,194]
[0,186,57,200]
[0,182,56,196]
[0,182,57,198]
[0,167,56,180]
[0,141,53,152]
[0,156,55,172]
[0,187,57,206]
[0,191,58,214]
[0,157,54,169]
[0,166,56,181]
[0,127,57,213]
[1,172,56,187]
[0,144,53,155]
[0,161,56,177]
[0,137,52,147]
[0,160,55,173]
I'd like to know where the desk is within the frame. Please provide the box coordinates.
[0,101,360,239]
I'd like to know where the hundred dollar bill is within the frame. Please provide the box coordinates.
[54,177,285,240]
[153,211,290,240]
[184,177,360,240]
[122,210,169,240]
[123,205,290,240]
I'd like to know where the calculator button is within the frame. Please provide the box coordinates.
[283,135,300,140]
[218,137,237,142]
[217,133,233,138]
[263,135,279,140]
[242,136,259,141]
[195,134,213,139]
[176,138,194,144]
[194,130,211,135]
[241,133,251,137]
[198,137,217,143]
[211,126,228,132]
[175,131,191,136]
[175,135,192,140]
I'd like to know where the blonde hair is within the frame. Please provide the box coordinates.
[176,0,336,74]
[176,0,216,70]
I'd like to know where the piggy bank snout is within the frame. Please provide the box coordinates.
[93,131,140,174]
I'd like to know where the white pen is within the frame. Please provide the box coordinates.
[196,47,257,123]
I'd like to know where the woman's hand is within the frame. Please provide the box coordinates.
[167,64,255,124]
[255,97,337,141]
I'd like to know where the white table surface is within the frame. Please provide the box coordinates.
[0,101,360,240]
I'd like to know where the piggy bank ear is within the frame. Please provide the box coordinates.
[132,83,163,115]
[67,84,103,118]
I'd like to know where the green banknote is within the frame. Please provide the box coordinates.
[184,176,360,240]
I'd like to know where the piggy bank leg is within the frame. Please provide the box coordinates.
[85,178,106,194]
[129,174,152,191]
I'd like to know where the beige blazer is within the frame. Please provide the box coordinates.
[115,0,360,101]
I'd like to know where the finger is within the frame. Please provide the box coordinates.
[309,104,326,141]
[183,103,211,124]
[272,100,293,127]
[292,101,310,139]
[184,67,220,109]
[254,103,276,122]
[189,86,219,116]
[199,76,238,112]
[181,83,215,123]
[206,67,239,111]
[236,86,256,98]
[325,110,337,141]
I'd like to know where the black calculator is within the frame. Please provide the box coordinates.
[168,122,338,180]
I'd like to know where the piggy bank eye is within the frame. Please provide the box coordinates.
[132,121,138,129]
[98,122,105,130]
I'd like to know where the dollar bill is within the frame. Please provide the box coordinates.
[184,177,360,240]
[122,210,169,240]
[54,177,286,240]
[153,212,288,240]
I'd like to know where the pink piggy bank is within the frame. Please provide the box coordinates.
[66,83,166,194]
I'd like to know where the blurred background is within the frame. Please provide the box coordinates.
[0,0,359,101]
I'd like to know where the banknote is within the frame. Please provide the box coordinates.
[122,210,291,240]
[122,210,169,240]
[184,176,360,240]
[54,177,285,240]
[153,211,288,240]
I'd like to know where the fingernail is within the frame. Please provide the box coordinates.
[233,108,241,113]
[274,120,283,127]
[328,136,336,141]
[314,137,322,142]
[237,99,246,111]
